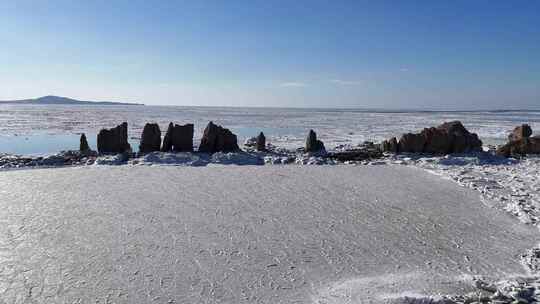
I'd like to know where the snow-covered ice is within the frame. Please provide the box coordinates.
[0,165,538,303]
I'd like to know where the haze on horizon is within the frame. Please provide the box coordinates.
[0,1,538,110]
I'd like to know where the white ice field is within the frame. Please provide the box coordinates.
[0,165,538,303]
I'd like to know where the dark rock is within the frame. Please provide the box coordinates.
[198,121,240,153]
[305,130,326,153]
[139,123,162,153]
[328,148,382,162]
[509,124,532,141]
[496,125,540,157]
[421,127,451,154]
[256,132,266,151]
[433,121,482,153]
[161,122,194,152]
[398,133,426,153]
[97,122,131,154]
[390,121,482,154]
[382,137,399,153]
[496,136,540,157]
[79,133,90,152]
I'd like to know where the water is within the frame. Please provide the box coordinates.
[1,104,539,155]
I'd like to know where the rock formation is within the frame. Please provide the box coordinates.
[139,123,161,154]
[161,123,194,152]
[497,125,540,157]
[381,137,399,153]
[256,132,266,151]
[79,133,90,152]
[508,124,532,142]
[198,121,240,153]
[305,130,326,153]
[97,122,131,154]
[327,142,382,161]
[398,133,426,153]
[382,121,482,154]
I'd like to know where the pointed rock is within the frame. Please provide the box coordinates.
[509,124,532,142]
[79,133,90,152]
[305,130,326,153]
[161,122,194,152]
[198,121,240,153]
[256,132,266,151]
[139,123,161,154]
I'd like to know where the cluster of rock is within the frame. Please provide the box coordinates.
[327,141,382,162]
[94,121,242,156]
[496,124,540,157]
[382,121,483,154]
[7,118,536,170]
[440,278,540,304]
[244,132,266,152]
[0,150,97,169]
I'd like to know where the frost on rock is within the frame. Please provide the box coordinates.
[95,153,130,165]
[138,151,206,166]
[210,151,264,165]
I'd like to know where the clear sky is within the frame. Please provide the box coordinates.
[1,1,539,109]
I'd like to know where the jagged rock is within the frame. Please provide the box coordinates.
[161,122,194,152]
[382,137,399,153]
[256,132,266,151]
[305,130,325,153]
[432,121,482,153]
[496,125,540,157]
[80,133,90,152]
[198,121,240,153]
[328,148,382,162]
[97,122,131,154]
[398,133,426,153]
[388,121,482,154]
[139,123,161,154]
[509,124,532,141]
[497,136,540,157]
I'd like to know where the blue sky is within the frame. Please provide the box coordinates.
[0,1,539,109]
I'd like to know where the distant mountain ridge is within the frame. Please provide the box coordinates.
[0,95,143,106]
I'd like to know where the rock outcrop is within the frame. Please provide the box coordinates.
[398,133,426,153]
[305,130,326,153]
[497,125,540,157]
[381,137,399,153]
[327,142,382,161]
[198,121,240,153]
[139,123,161,154]
[79,133,90,152]
[161,123,194,152]
[509,124,532,142]
[256,132,266,151]
[97,122,131,154]
[382,121,482,154]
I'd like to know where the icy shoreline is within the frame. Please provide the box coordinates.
[2,149,540,303]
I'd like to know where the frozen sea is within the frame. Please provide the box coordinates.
[1,104,540,155]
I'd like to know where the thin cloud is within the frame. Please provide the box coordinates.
[330,79,363,86]
[399,68,409,72]
[279,82,307,87]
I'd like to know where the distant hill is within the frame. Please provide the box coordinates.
[0,95,144,106]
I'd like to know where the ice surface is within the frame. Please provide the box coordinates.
[0,165,537,303]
